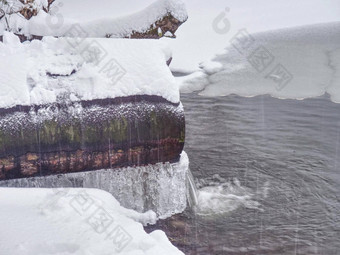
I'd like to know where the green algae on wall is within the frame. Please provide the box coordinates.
[0,95,185,180]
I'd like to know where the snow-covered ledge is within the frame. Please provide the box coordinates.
[0,0,188,41]
[0,32,188,218]
[0,33,179,107]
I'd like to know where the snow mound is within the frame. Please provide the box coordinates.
[0,32,179,109]
[179,22,340,104]
[0,0,187,38]
[0,188,184,255]
[164,0,340,73]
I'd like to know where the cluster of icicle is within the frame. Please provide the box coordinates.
[0,152,190,219]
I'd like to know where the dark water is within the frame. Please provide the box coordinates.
[146,93,340,255]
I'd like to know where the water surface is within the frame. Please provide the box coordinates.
[146,93,340,255]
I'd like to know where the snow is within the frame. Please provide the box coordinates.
[175,71,209,93]
[0,32,179,108]
[0,0,187,38]
[1,0,339,105]
[178,22,340,104]
[0,188,184,255]
[164,31,174,37]
[164,0,340,73]
[55,0,187,23]
[0,33,29,108]
[166,0,340,103]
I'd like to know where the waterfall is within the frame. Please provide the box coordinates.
[186,168,199,208]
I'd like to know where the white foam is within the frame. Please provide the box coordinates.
[193,175,263,216]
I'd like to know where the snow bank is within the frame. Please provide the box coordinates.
[0,188,184,255]
[178,22,340,104]
[0,0,187,38]
[164,0,340,73]
[0,32,179,109]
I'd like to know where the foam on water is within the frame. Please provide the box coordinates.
[193,174,263,216]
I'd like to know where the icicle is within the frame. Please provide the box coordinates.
[0,152,189,219]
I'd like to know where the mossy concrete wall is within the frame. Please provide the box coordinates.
[0,95,185,180]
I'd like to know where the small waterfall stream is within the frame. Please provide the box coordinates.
[186,168,198,208]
